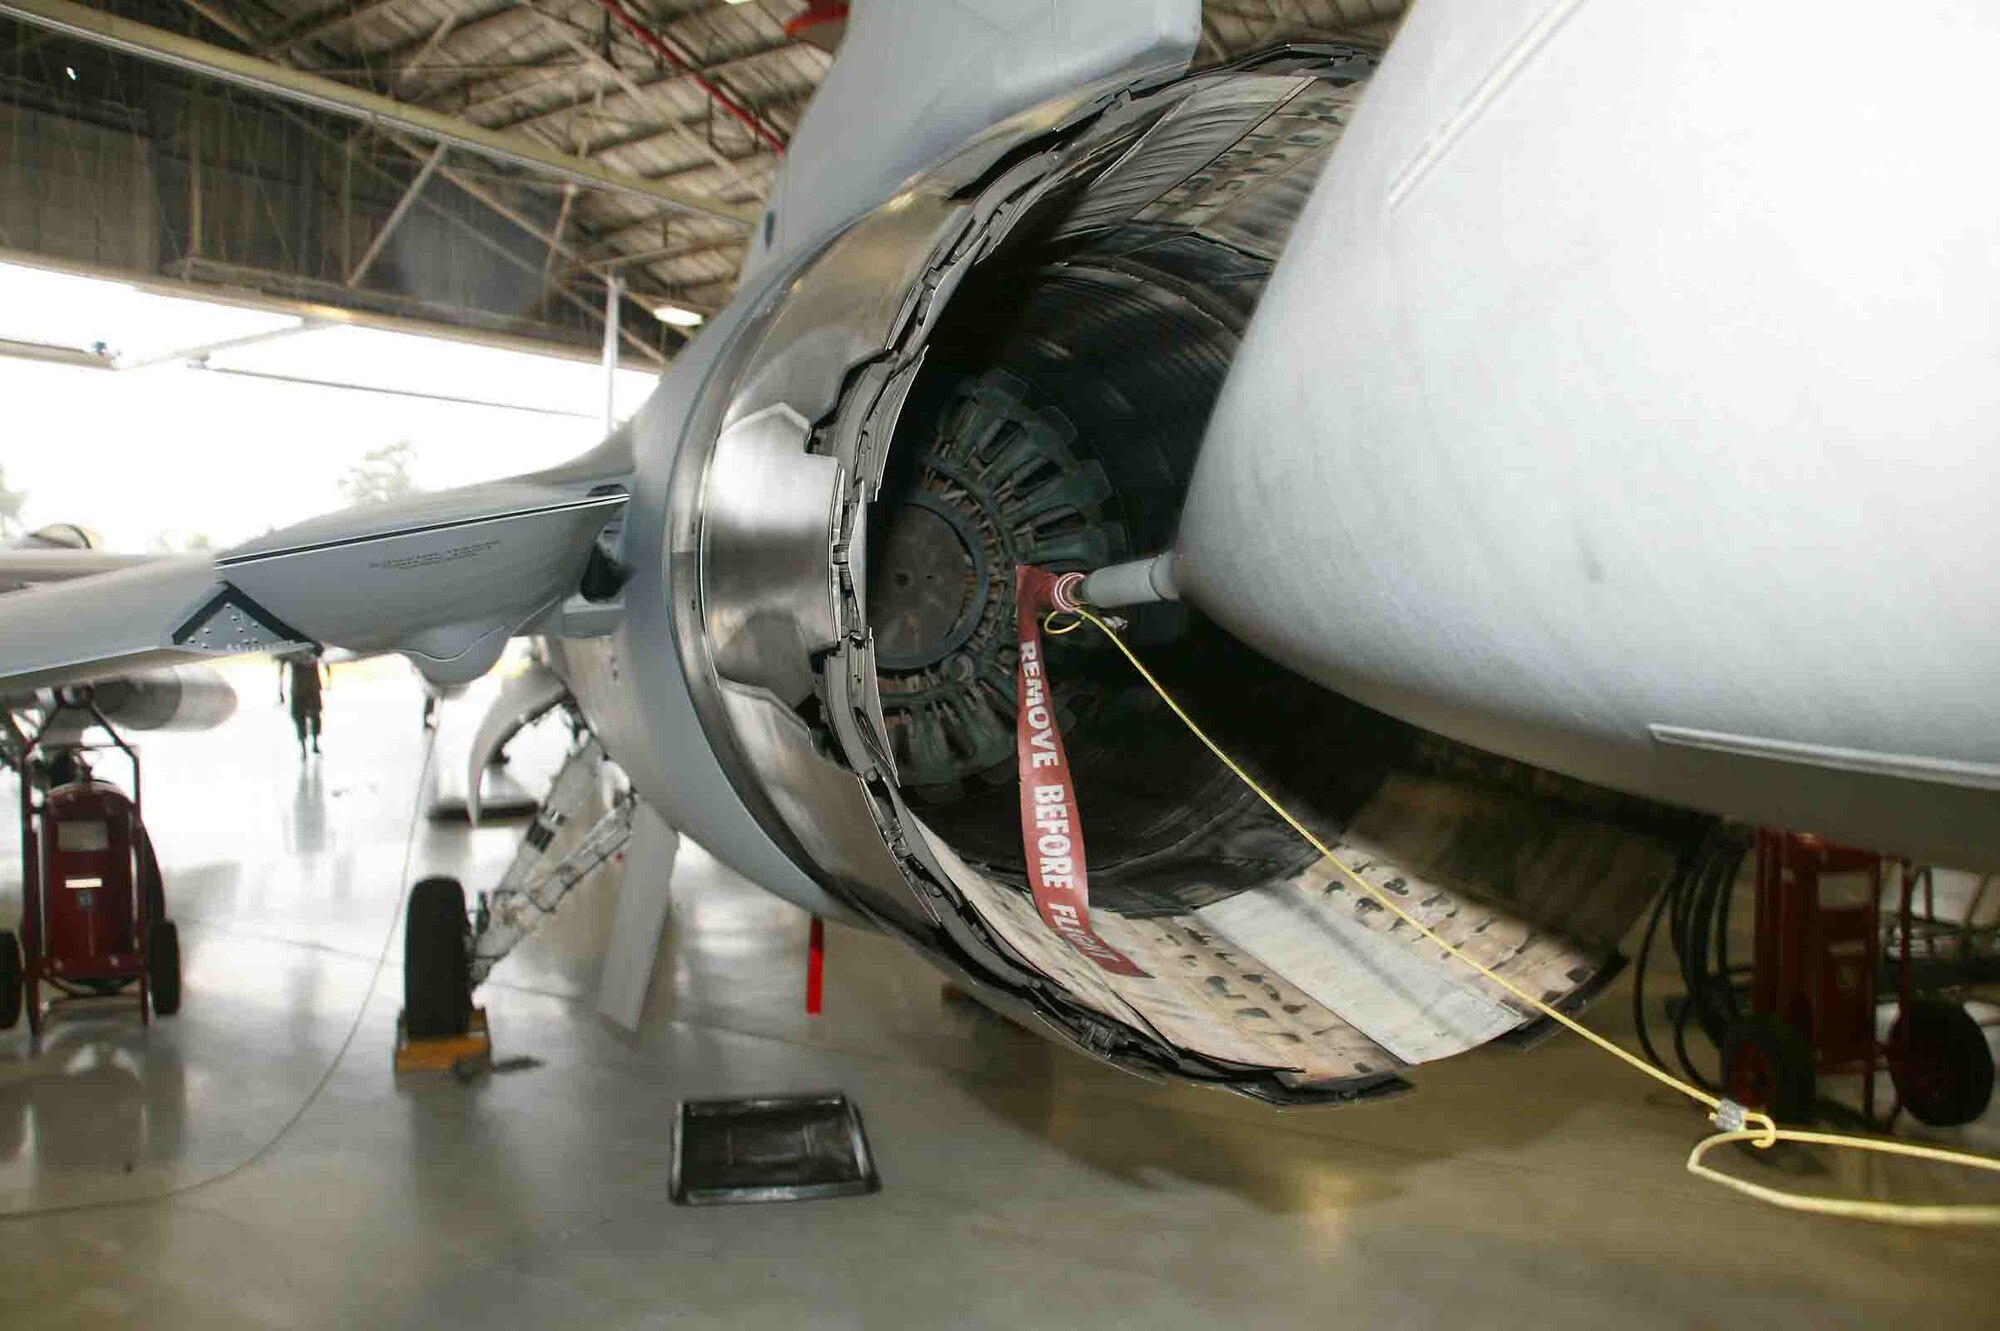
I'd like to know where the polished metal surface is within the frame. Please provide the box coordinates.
[713,683,931,934]
[655,168,1028,939]
[722,194,970,433]
[1,672,1996,1326]
[700,406,842,708]
[681,337,937,931]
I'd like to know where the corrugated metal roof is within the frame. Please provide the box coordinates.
[191,1,1404,310]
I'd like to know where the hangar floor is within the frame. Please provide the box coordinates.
[2,666,1998,1328]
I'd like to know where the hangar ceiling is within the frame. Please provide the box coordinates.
[0,1,1405,362]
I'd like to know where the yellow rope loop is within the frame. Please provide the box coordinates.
[1689,1129,2000,1225]
[1052,603,2000,1225]
[1042,610,1085,637]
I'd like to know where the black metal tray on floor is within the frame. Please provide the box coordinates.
[670,1092,880,1206]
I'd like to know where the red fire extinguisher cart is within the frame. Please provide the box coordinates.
[1721,830,1993,1127]
[0,697,180,1035]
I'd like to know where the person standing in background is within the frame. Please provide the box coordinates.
[278,650,328,757]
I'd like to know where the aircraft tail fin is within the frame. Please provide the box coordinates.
[746,0,1200,278]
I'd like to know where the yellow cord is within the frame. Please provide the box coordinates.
[1048,605,2000,1225]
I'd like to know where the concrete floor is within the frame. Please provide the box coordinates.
[3,664,1998,1329]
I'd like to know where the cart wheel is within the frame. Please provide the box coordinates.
[0,931,20,1031]
[1891,999,1994,1128]
[1723,1013,1816,1123]
[404,877,472,1040]
[149,921,182,1017]
[139,825,166,927]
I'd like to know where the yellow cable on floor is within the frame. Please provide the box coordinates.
[1047,606,2000,1226]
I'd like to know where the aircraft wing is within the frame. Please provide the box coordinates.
[0,536,238,743]
[0,547,164,590]
[0,554,225,690]
[0,460,629,693]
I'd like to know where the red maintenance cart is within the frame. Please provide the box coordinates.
[0,698,180,1035]
[1721,830,1994,1128]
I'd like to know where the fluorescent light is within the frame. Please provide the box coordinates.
[652,302,706,328]
[0,261,299,364]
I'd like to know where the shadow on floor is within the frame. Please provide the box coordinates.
[939,993,1589,1215]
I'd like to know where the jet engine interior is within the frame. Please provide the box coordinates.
[679,43,1718,1104]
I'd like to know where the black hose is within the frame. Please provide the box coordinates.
[1713,850,1739,1024]
[1672,855,1717,1090]
[1671,985,1713,1090]
[1683,840,1741,1088]
[1634,829,1749,1091]
[1631,849,1686,1072]
[1666,842,1705,1085]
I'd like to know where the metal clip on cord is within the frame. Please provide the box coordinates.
[1046,592,2000,1226]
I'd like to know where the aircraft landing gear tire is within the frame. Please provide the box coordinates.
[1891,998,1995,1128]
[0,931,20,1031]
[404,877,472,1040]
[1722,1013,1817,1124]
[149,921,182,1017]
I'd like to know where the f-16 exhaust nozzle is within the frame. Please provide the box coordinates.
[665,40,1699,1103]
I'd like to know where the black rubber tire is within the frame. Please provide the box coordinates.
[144,869,165,934]
[149,920,181,1016]
[139,824,166,929]
[1891,998,1995,1128]
[404,877,472,1040]
[1722,1012,1817,1124]
[0,931,20,1031]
